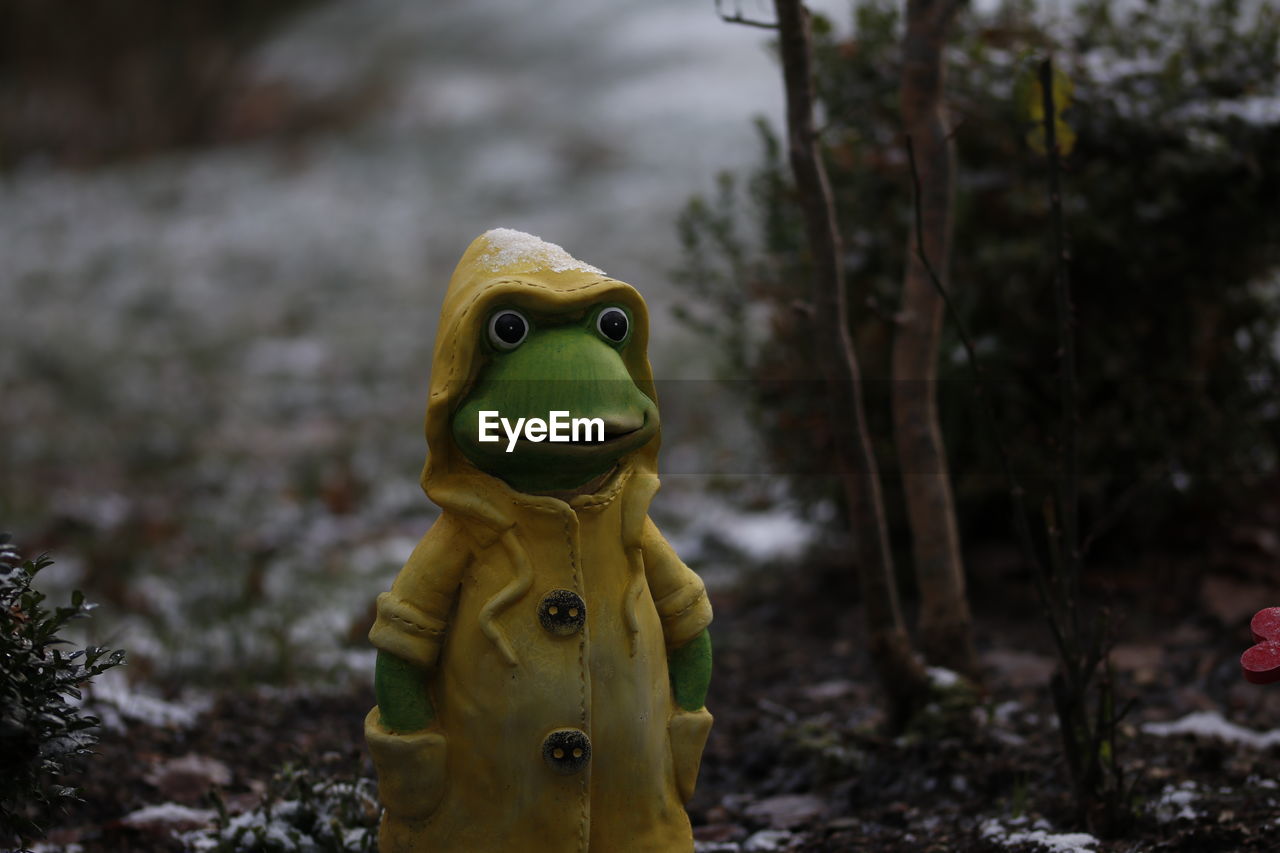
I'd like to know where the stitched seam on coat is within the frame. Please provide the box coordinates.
[570,465,631,509]
[566,511,589,853]
[384,612,446,637]
[623,545,645,655]
[510,497,565,513]
[478,530,533,666]
[477,276,616,296]
[656,578,704,611]
[663,589,709,621]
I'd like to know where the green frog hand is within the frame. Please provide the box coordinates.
[375,650,435,732]
[668,629,712,712]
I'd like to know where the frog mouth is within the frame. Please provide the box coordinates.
[564,423,642,446]
[512,411,654,452]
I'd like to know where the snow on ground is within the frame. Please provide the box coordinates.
[2,0,831,684]
[119,803,218,828]
[177,776,380,852]
[980,817,1100,853]
[1141,710,1280,749]
[84,671,212,732]
[694,829,798,853]
[1152,781,1202,825]
[927,666,962,688]
[1175,96,1280,126]
[656,484,819,592]
[231,0,804,301]
[16,0,1254,689]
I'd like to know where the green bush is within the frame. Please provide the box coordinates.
[185,764,380,853]
[675,0,1280,553]
[0,535,126,847]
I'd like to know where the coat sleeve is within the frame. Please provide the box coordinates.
[368,513,470,670]
[642,516,713,652]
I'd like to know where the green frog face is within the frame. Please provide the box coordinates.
[450,302,659,493]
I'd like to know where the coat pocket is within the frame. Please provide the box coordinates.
[667,707,713,804]
[364,706,448,821]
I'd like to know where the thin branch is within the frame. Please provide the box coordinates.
[775,0,928,724]
[1041,56,1082,640]
[1081,462,1172,556]
[1039,57,1130,832]
[903,133,1068,664]
[716,0,778,29]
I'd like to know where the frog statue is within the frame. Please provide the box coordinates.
[365,229,714,852]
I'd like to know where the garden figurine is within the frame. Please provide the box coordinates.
[365,229,714,852]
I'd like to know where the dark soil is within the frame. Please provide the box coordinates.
[29,535,1280,853]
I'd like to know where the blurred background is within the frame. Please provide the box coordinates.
[1,0,829,687]
[6,0,1278,684]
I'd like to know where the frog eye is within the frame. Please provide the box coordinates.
[488,309,529,350]
[595,306,629,344]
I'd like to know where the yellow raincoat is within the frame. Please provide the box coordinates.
[365,232,714,853]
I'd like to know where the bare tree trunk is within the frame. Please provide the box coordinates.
[894,0,980,681]
[773,0,930,727]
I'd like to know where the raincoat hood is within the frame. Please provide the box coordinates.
[420,229,661,522]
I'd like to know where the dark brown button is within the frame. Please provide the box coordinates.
[537,589,586,636]
[542,728,591,775]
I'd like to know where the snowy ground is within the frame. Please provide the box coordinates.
[2,0,841,685]
[6,0,1236,693]
[46,592,1280,851]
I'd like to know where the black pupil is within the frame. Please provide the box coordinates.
[494,313,526,345]
[599,309,627,342]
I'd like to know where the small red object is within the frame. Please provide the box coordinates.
[1242,607,1280,685]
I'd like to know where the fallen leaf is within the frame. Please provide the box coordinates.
[1201,575,1274,626]
[981,649,1056,688]
[744,794,826,829]
[143,753,233,802]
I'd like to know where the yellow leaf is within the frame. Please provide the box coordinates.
[1026,119,1077,157]
[1017,63,1076,157]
